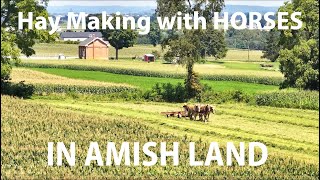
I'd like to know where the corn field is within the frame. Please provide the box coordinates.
[256,90,319,110]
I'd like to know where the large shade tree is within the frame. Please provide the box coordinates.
[101,15,137,60]
[277,0,319,90]
[157,0,227,99]
[1,0,56,81]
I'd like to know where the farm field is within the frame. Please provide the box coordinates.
[4,41,318,179]
[11,68,133,88]
[10,68,137,95]
[27,67,279,93]
[32,43,268,61]
[22,59,280,72]
[3,55,318,179]
[1,95,319,179]
[2,0,319,178]
[20,59,283,86]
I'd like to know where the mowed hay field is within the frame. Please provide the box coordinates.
[32,43,268,61]
[1,96,319,179]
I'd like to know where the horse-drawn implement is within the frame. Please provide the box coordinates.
[160,111,188,118]
[160,104,215,122]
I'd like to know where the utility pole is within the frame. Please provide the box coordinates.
[247,40,250,61]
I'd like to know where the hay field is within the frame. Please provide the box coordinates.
[1,96,318,179]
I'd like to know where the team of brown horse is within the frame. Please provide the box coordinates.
[182,104,216,122]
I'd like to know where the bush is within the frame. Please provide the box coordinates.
[143,82,254,104]
[199,89,254,104]
[163,54,175,63]
[256,90,319,110]
[260,64,274,67]
[1,81,34,98]
[151,50,161,59]
[144,83,186,102]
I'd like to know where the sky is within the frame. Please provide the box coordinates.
[48,0,289,7]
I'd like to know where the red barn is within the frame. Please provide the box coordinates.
[143,54,155,62]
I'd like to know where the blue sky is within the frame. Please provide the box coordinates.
[48,0,289,7]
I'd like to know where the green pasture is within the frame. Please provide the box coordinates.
[29,68,279,94]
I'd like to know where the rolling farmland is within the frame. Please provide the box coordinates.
[2,44,319,179]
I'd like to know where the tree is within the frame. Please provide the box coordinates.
[262,29,280,62]
[278,40,318,90]
[225,28,268,58]
[277,0,319,90]
[157,0,227,99]
[233,29,257,61]
[1,28,20,81]
[200,25,227,59]
[101,15,137,60]
[1,0,56,81]
[164,30,203,99]
[147,21,162,47]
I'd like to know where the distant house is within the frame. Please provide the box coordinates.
[78,37,109,59]
[60,32,103,41]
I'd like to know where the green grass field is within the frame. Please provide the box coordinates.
[32,43,268,61]
[29,67,279,93]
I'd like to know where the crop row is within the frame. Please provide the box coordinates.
[33,84,138,95]
[19,62,283,85]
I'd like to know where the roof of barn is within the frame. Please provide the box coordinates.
[78,37,109,47]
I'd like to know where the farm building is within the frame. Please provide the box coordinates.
[143,54,155,62]
[60,32,102,41]
[78,37,109,59]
